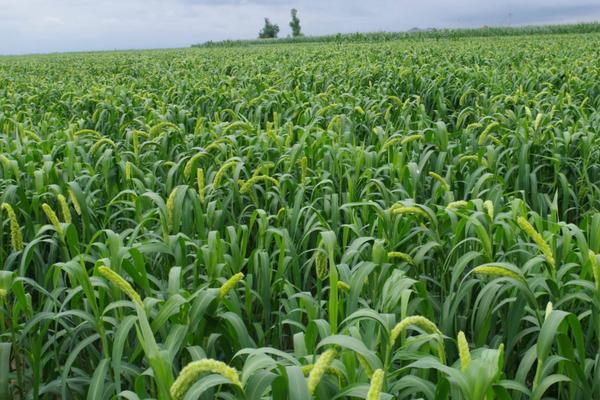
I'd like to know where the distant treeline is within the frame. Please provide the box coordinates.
[192,22,600,48]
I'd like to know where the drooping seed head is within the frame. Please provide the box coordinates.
[478,122,499,145]
[68,188,82,215]
[300,156,308,187]
[213,160,237,188]
[472,264,526,283]
[389,315,442,347]
[98,266,143,307]
[366,369,384,400]
[184,152,207,179]
[90,138,116,155]
[315,242,328,280]
[447,200,469,210]
[125,161,133,181]
[197,168,205,202]
[170,359,241,400]
[457,331,471,371]
[400,134,424,145]
[307,348,337,395]
[387,251,414,265]
[219,272,244,299]
[166,188,177,228]
[517,216,555,276]
[42,203,63,236]
[302,364,346,385]
[428,171,449,191]
[356,353,374,378]
[57,194,71,224]
[336,281,350,292]
[390,204,430,219]
[1,203,24,251]
[239,175,278,194]
[483,200,494,219]
[589,250,599,290]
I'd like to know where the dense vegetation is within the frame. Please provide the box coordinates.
[1,31,600,399]
[194,22,600,48]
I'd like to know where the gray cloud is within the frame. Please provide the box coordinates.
[1,0,599,54]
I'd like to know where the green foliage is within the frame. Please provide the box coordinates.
[290,8,303,38]
[259,18,280,39]
[1,30,600,399]
[195,21,600,48]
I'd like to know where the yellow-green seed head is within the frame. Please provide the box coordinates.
[390,204,430,219]
[389,315,441,347]
[401,134,424,145]
[302,364,346,384]
[517,217,555,275]
[219,272,244,298]
[253,162,275,177]
[457,331,470,371]
[589,250,599,290]
[213,160,237,188]
[387,251,414,265]
[42,203,63,236]
[472,265,525,283]
[98,266,143,307]
[1,203,24,251]
[276,207,286,222]
[197,168,205,202]
[336,281,350,292]
[544,302,553,321]
[366,369,384,400]
[184,152,207,179]
[68,188,82,215]
[166,188,177,228]
[428,171,449,191]
[239,175,278,194]
[307,349,337,395]
[447,200,469,210]
[125,161,133,181]
[357,353,374,378]
[90,138,116,155]
[0,155,10,168]
[459,155,479,163]
[300,156,308,187]
[315,244,328,281]
[57,194,72,224]
[478,122,499,146]
[483,200,494,219]
[170,359,241,400]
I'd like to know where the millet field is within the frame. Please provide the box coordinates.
[1,31,600,399]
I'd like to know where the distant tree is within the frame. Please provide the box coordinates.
[259,18,280,39]
[289,9,303,37]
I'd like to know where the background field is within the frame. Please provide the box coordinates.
[1,30,600,399]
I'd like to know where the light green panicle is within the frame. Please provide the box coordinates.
[1,203,24,251]
[366,369,384,400]
[389,315,442,347]
[170,359,241,399]
[457,331,471,371]
[98,266,143,307]
[517,216,556,276]
[57,194,72,224]
[68,188,82,215]
[307,348,337,395]
[472,264,526,283]
[219,272,244,298]
[42,203,63,236]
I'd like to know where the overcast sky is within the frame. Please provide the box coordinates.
[1,0,600,55]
